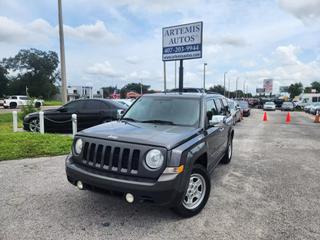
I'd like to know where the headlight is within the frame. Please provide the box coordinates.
[74,138,83,155]
[145,149,164,169]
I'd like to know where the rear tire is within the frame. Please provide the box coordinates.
[220,136,233,164]
[172,164,211,218]
[10,102,17,109]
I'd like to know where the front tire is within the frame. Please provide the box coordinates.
[172,164,211,218]
[28,118,40,132]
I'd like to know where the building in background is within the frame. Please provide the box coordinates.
[67,86,93,101]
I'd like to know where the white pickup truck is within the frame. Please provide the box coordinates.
[3,95,43,109]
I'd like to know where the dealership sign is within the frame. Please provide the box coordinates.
[162,22,203,61]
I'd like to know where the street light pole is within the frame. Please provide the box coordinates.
[203,63,207,90]
[58,0,67,104]
[235,77,239,99]
[163,61,167,92]
[224,73,226,96]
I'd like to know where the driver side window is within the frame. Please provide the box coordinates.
[206,99,218,122]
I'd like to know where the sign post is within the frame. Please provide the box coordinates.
[162,22,203,92]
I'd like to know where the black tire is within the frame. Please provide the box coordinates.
[34,102,41,108]
[220,135,233,164]
[172,164,211,218]
[10,102,17,109]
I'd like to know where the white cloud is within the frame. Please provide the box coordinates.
[86,61,118,77]
[125,56,140,64]
[0,16,28,43]
[206,35,248,48]
[0,16,119,45]
[279,0,320,22]
[63,21,119,43]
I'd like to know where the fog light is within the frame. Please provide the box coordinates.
[125,193,134,203]
[76,180,84,190]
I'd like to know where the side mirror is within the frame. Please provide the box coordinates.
[117,109,125,119]
[209,115,225,127]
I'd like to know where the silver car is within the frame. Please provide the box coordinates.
[281,102,294,111]
[228,100,241,125]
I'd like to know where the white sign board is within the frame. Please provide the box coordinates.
[162,22,203,61]
[263,79,273,94]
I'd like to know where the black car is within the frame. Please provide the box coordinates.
[23,99,127,133]
[237,100,251,117]
[66,93,234,217]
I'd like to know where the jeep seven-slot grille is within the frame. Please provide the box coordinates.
[81,141,140,174]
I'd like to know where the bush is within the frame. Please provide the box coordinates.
[20,99,38,120]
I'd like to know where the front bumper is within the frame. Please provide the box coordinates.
[65,155,187,206]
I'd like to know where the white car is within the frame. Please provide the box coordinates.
[263,101,276,111]
[3,95,43,109]
[113,99,134,107]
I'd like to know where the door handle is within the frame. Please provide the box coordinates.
[219,127,224,132]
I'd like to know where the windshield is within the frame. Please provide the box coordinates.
[265,102,275,105]
[123,96,200,127]
[283,102,293,106]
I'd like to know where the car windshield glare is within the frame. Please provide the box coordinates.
[123,97,200,127]
[265,102,274,105]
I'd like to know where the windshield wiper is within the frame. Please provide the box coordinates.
[122,117,139,122]
[141,120,176,125]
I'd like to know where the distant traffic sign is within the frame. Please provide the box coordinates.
[162,22,203,61]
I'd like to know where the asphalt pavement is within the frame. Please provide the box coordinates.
[1,109,319,240]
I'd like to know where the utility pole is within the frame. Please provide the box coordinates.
[140,79,143,94]
[243,79,246,98]
[203,63,207,90]
[224,72,226,96]
[179,60,184,92]
[235,77,239,99]
[174,61,177,89]
[58,0,67,104]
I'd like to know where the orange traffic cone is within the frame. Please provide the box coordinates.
[263,112,268,121]
[286,112,291,124]
[314,110,320,123]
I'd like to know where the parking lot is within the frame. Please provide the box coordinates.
[1,109,319,240]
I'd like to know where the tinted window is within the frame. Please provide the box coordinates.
[207,99,218,118]
[312,97,318,102]
[20,96,28,100]
[214,99,223,114]
[63,101,84,112]
[11,96,17,99]
[84,100,108,110]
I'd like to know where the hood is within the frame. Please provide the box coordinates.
[24,108,59,119]
[78,121,201,150]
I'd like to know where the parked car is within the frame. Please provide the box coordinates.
[304,104,313,113]
[237,100,251,117]
[228,99,241,125]
[3,95,43,109]
[310,103,320,115]
[66,93,234,217]
[0,98,4,107]
[263,101,276,111]
[23,99,127,133]
[281,102,294,111]
[113,99,134,107]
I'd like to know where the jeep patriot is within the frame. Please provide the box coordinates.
[66,93,234,217]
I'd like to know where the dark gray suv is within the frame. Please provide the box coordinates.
[66,93,234,217]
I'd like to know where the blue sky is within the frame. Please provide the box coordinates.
[0,0,320,94]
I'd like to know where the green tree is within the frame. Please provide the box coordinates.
[120,82,151,98]
[311,81,320,93]
[102,86,118,98]
[1,48,60,99]
[0,65,8,97]
[288,82,303,98]
[208,85,225,95]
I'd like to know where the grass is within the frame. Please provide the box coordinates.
[43,100,63,106]
[0,113,72,161]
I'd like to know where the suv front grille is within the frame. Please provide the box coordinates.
[81,142,140,174]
